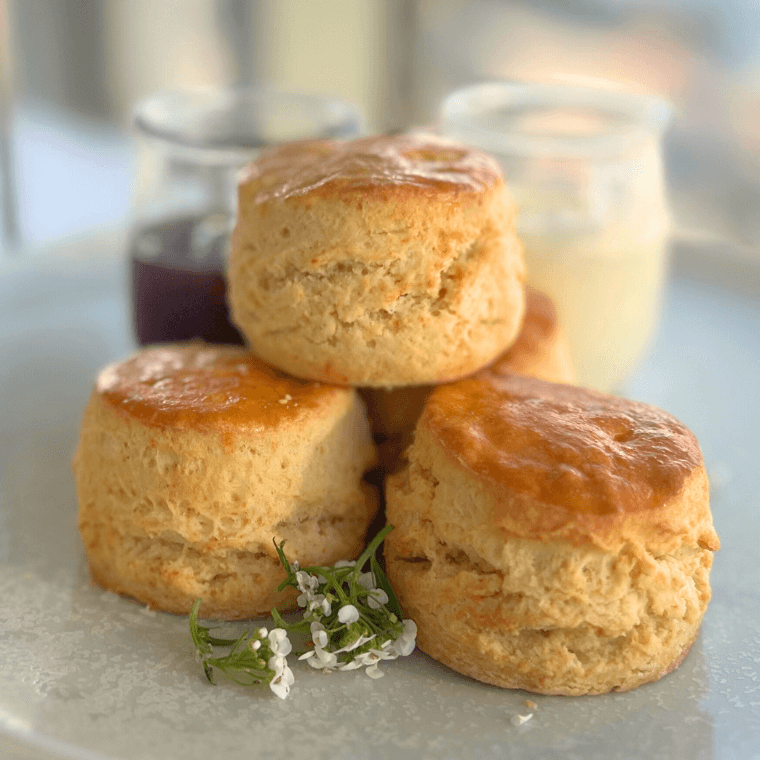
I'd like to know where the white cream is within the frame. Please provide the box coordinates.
[512,138,671,392]
[519,215,669,392]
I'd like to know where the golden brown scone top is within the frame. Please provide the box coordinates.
[96,344,342,434]
[424,373,707,521]
[238,133,505,203]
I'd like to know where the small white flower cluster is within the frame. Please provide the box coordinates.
[189,599,295,700]
[292,562,417,680]
[257,627,294,700]
[299,617,418,679]
[190,527,414,700]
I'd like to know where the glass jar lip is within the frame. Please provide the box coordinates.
[439,80,673,159]
[133,86,364,164]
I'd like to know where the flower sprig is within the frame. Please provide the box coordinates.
[188,526,416,698]
[189,599,294,698]
[271,525,417,679]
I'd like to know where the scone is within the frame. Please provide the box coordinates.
[488,285,574,383]
[360,286,574,473]
[229,133,526,386]
[74,343,378,619]
[386,374,719,695]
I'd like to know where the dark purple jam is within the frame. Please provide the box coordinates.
[130,215,244,346]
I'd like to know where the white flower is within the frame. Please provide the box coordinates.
[358,572,375,590]
[312,629,328,648]
[296,571,320,607]
[367,588,389,610]
[251,640,261,651]
[269,658,294,699]
[266,635,294,699]
[390,619,417,657]
[334,633,376,654]
[361,651,380,665]
[258,627,268,638]
[307,646,338,670]
[338,604,360,624]
[295,571,318,594]
[368,646,398,663]
[356,571,390,610]
[337,659,363,671]
[268,654,286,674]
[270,677,291,699]
[308,594,331,617]
[268,628,292,657]
[365,663,385,679]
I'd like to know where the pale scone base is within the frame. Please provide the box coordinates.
[75,391,377,620]
[385,426,714,695]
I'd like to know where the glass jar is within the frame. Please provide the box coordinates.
[439,81,673,392]
[130,87,363,346]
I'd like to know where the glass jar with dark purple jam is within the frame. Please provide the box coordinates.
[130,88,363,346]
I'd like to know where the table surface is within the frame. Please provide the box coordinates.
[0,236,759,760]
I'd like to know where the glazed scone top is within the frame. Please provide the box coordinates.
[424,374,709,524]
[96,344,342,434]
[238,134,505,204]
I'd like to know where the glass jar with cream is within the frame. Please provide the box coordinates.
[439,81,673,392]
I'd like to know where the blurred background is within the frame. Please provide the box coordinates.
[1,0,759,254]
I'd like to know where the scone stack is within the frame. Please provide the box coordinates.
[228,135,575,470]
[74,132,718,695]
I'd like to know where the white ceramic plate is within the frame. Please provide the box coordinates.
[1,239,759,760]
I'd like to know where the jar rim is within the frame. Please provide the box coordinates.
[133,86,364,163]
[439,80,673,159]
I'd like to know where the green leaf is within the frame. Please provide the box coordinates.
[353,525,394,575]
[371,553,403,619]
[271,606,311,633]
[274,538,292,575]
[189,599,216,683]
[270,606,288,629]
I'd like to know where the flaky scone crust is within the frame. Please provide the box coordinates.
[229,135,526,386]
[75,383,377,620]
[385,418,718,695]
